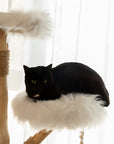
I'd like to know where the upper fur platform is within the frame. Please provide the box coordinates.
[0,11,52,38]
[12,92,107,130]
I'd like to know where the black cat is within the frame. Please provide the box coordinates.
[23,62,110,107]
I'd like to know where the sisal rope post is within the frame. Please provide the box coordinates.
[24,129,52,144]
[79,131,84,144]
[0,29,10,144]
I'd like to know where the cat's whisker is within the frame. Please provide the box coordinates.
[33,94,40,98]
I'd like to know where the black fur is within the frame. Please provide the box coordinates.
[23,62,110,107]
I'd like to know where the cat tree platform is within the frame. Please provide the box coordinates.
[12,91,107,131]
[12,91,107,143]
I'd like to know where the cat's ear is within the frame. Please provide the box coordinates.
[46,64,52,70]
[23,65,29,73]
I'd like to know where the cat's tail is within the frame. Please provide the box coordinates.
[96,86,110,107]
[103,88,110,107]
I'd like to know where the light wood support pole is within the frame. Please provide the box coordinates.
[0,29,9,144]
[24,129,52,144]
[79,131,84,144]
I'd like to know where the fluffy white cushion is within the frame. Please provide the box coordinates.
[12,92,107,130]
[0,11,51,38]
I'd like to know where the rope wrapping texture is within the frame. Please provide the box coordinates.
[0,50,9,76]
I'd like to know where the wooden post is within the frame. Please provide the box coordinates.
[24,129,52,144]
[0,29,9,144]
[79,131,84,144]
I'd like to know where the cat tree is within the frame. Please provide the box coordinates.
[0,11,52,144]
[0,11,109,144]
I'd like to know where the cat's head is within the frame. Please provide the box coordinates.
[23,64,53,99]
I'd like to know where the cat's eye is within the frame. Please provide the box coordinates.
[31,80,37,84]
[43,80,47,84]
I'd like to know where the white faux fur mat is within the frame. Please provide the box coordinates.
[0,11,51,38]
[12,92,107,130]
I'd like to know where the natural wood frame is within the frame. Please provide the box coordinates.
[0,30,9,144]
[24,129,52,144]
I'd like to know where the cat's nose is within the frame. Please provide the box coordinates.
[33,94,39,98]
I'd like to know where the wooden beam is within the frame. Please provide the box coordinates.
[79,131,84,144]
[24,129,52,144]
[0,29,9,144]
